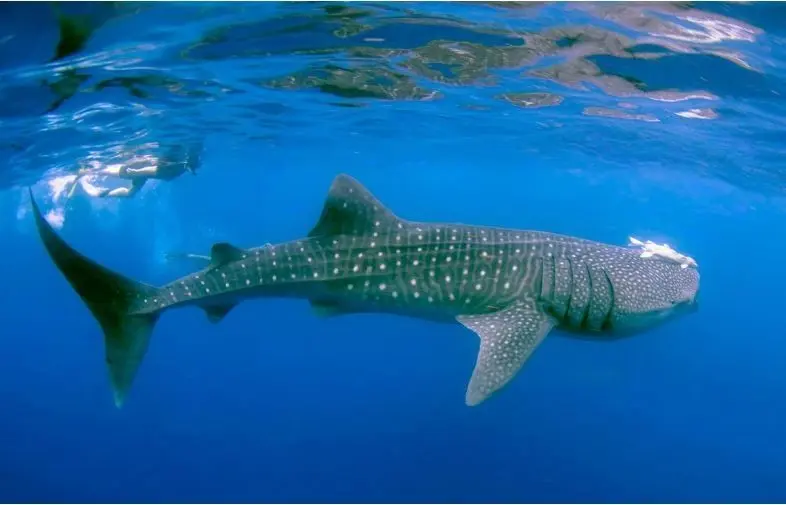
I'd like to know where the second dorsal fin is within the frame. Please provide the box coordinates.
[308,174,406,238]
[209,242,246,269]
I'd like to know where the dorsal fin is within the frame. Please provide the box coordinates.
[308,174,405,238]
[209,242,246,269]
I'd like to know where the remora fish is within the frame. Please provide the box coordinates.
[29,174,700,407]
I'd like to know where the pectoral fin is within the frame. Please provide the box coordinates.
[458,297,556,406]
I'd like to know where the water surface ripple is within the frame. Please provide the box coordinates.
[1,2,784,196]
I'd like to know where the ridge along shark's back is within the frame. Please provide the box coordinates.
[29,174,700,408]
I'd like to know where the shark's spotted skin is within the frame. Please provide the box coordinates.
[30,174,700,408]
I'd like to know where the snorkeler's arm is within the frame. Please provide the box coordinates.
[124,165,158,177]
[94,164,124,177]
[81,178,147,198]
[113,178,147,196]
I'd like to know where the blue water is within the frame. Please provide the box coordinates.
[2,2,786,502]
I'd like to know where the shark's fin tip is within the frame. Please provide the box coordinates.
[113,390,126,409]
[465,392,483,407]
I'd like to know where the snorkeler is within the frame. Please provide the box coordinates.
[71,142,202,199]
[165,244,275,268]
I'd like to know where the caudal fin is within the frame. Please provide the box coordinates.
[29,190,161,407]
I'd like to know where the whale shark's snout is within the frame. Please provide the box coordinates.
[675,265,700,309]
[606,256,700,335]
[658,262,700,322]
[674,267,700,321]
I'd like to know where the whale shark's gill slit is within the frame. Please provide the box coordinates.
[580,262,591,330]
[539,256,554,304]
[548,256,556,303]
[565,257,590,329]
[560,258,574,320]
[534,257,544,303]
[601,268,615,331]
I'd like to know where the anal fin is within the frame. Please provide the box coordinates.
[458,297,556,406]
[309,299,358,318]
[204,304,237,323]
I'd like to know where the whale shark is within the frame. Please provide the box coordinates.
[29,174,700,407]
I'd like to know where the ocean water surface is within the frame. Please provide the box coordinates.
[2,1,786,503]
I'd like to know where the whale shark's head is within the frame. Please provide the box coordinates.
[608,257,700,335]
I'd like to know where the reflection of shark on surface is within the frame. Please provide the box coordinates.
[30,174,700,408]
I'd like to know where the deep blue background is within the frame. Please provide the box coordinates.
[2,2,786,503]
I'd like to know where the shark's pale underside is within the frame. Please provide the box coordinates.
[30,174,700,407]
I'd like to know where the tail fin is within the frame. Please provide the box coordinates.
[29,190,161,408]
